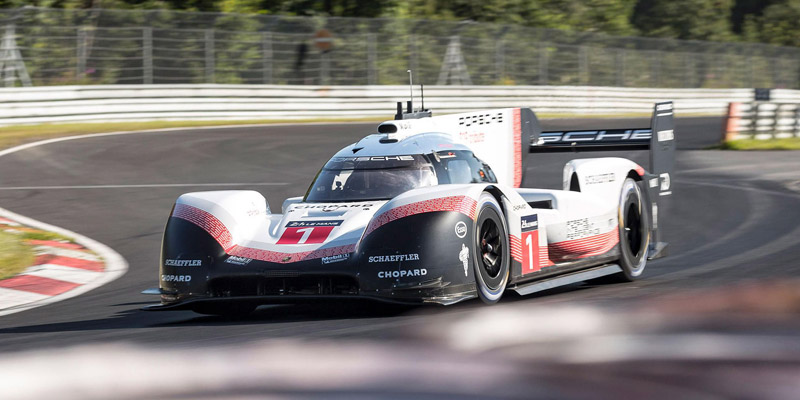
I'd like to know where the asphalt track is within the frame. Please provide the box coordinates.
[1,115,800,397]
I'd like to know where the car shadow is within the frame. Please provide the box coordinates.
[0,283,597,336]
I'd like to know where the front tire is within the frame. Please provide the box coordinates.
[473,193,510,304]
[612,178,650,281]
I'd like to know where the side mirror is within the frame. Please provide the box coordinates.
[281,196,304,214]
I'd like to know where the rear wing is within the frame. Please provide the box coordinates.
[530,102,675,258]
[529,101,675,197]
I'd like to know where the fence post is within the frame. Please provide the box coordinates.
[143,27,153,84]
[496,39,504,84]
[367,32,376,85]
[262,31,272,84]
[205,29,215,83]
[409,34,418,79]
[578,46,588,85]
[320,51,330,85]
[652,50,660,87]
[538,42,548,85]
[76,27,86,81]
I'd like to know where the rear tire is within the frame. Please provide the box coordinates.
[611,178,650,282]
[473,193,510,304]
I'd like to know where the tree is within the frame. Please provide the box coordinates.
[632,0,735,41]
[742,0,800,47]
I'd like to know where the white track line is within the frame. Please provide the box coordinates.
[21,265,103,285]
[0,182,288,190]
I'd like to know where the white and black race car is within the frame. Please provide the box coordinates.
[143,101,675,315]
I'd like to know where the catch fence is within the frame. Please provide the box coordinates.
[1,7,799,88]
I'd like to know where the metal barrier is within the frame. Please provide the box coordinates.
[0,84,770,126]
[723,102,800,140]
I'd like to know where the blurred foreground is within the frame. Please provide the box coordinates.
[2,279,799,400]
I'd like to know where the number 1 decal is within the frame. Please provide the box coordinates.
[520,215,539,275]
[277,220,342,244]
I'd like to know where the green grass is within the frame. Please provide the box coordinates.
[19,230,74,243]
[0,230,35,280]
[722,137,800,150]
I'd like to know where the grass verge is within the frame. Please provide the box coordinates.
[0,230,35,280]
[721,137,800,150]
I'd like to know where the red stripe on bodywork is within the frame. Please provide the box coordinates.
[172,203,354,263]
[548,230,619,262]
[509,235,522,262]
[512,108,522,188]
[34,255,104,272]
[173,203,234,251]
[365,196,478,237]
[0,275,80,296]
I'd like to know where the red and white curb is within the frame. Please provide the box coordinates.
[0,207,127,317]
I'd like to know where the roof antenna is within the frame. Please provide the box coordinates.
[407,69,414,112]
[392,70,432,120]
[420,83,425,112]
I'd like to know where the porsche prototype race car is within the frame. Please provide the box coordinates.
[143,101,675,315]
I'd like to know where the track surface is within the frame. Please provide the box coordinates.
[1,115,799,356]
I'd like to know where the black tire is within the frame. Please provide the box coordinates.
[611,177,650,282]
[473,193,510,304]
[192,303,256,317]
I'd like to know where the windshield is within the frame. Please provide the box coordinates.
[305,155,437,202]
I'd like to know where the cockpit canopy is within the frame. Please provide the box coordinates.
[304,151,496,202]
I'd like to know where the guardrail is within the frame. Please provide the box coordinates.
[0,84,788,126]
[723,102,800,141]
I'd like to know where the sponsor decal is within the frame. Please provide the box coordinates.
[539,129,651,144]
[455,221,468,238]
[656,103,673,112]
[521,215,538,232]
[332,155,415,162]
[657,129,674,142]
[512,203,528,211]
[290,203,376,211]
[565,218,600,240]
[584,173,615,185]
[378,269,428,279]
[225,256,252,266]
[286,220,342,228]
[520,215,540,275]
[459,243,470,277]
[322,253,350,264]
[164,259,202,267]
[660,173,671,193]
[278,220,342,244]
[161,274,191,282]
[368,253,420,263]
[458,112,504,128]
[458,131,486,144]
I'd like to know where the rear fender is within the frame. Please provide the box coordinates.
[563,157,644,207]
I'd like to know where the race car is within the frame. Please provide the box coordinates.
[143,101,675,315]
